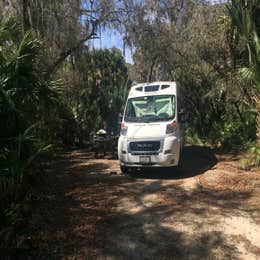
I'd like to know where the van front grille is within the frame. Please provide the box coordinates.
[129,141,161,152]
[131,152,159,156]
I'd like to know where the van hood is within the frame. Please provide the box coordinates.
[126,123,166,139]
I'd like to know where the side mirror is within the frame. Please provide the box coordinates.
[118,113,123,124]
[178,110,186,123]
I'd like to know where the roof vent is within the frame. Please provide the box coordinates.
[161,85,170,90]
[145,85,159,92]
[135,87,143,91]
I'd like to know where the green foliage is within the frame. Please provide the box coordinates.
[226,0,260,144]
[185,128,205,146]
[0,15,71,245]
[227,0,260,89]
[62,48,130,140]
[0,0,259,250]
[239,142,260,170]
[214,117,256,149]
[0,2,128,251]
[249,144,260,167]
[121,1,258,148]
[239,158,251,171]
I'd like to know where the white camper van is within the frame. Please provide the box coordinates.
[118,81,185,173]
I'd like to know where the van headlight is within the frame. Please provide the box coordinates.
[166,121,177,134]
[120,122,128,136]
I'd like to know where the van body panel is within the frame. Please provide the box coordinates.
[118,81,184,170]
[125,122,166,139]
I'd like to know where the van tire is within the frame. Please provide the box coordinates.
[177,145,183,167]
[120,166,137,177]
[120,166,129,175]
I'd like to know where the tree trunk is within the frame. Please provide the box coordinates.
[22,0,30,32]
[252,90,260,144]
[256,100,260,145]
[147,61,155,82]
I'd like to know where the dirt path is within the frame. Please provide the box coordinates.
[24,146,260,259]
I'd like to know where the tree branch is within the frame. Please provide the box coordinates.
[45,25,96,75]
[45,10,114,76]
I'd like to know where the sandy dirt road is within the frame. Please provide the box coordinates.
[24,146,260,259]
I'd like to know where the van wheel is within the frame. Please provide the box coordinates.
[120,166,129,175]
[177,146,183,167]
[120,166,136,177]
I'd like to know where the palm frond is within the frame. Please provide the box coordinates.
[227,0,260,89]
[0,15,21,44]
[240,67,255,81]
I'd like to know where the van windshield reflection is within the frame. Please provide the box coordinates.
[124,95,175,123]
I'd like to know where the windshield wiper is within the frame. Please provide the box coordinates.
[125,117,143,122]
[151,117,172,121]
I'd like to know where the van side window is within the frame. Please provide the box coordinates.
[125,101,136,117]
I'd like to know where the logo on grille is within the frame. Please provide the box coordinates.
[137,143,153,148]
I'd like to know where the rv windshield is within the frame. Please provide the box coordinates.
[124,95,175,123]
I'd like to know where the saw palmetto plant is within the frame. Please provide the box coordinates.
[0,15,59,220]
[227,0,260,143]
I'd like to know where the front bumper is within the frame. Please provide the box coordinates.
[118,136,180,167]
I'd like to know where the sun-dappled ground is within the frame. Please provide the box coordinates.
[18,146,260,259]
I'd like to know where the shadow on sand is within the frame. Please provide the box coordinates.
[16,145,259,259]
[128,145,218,180]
